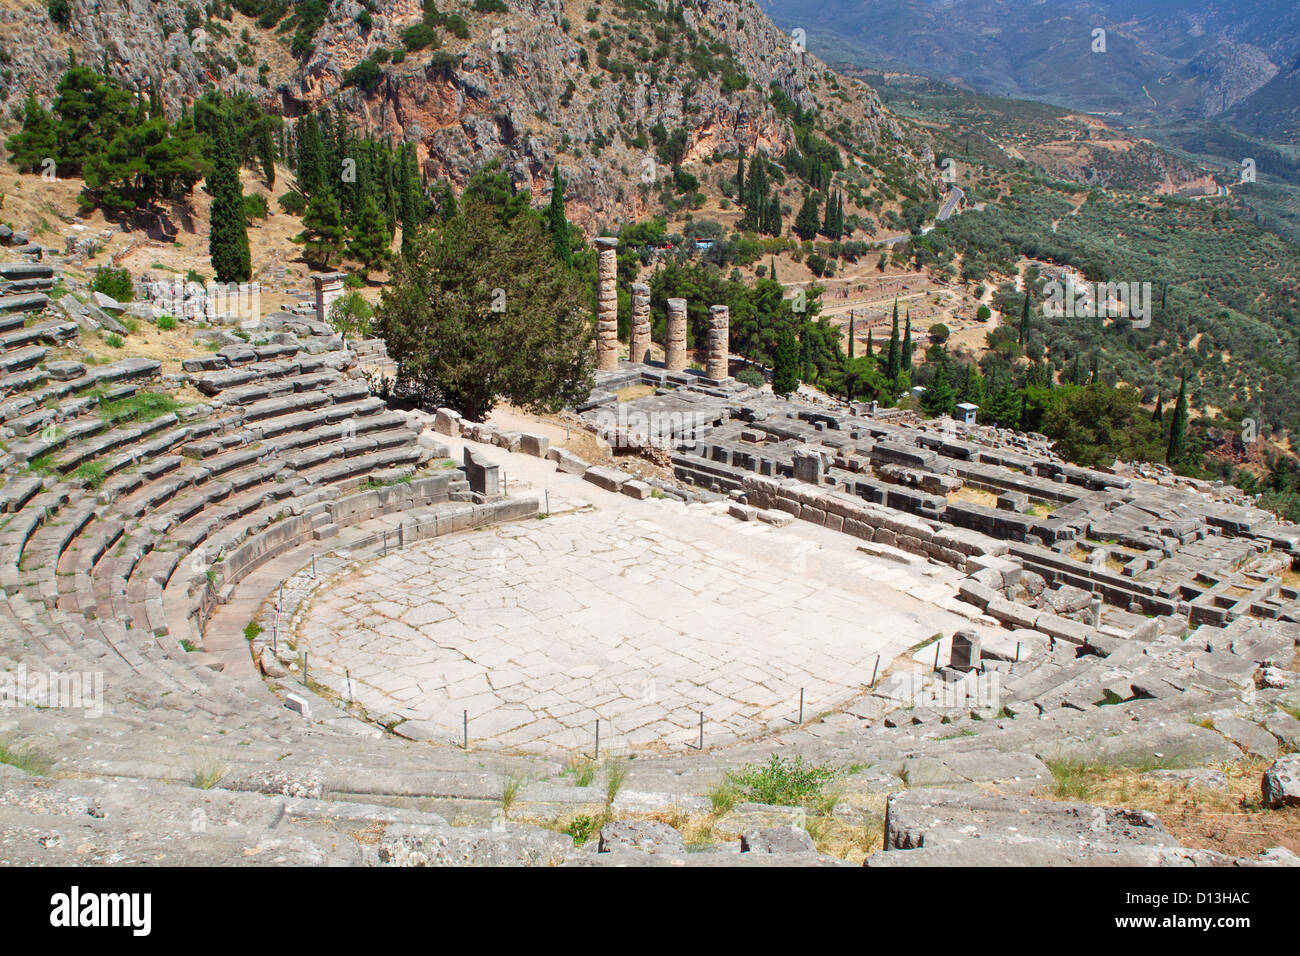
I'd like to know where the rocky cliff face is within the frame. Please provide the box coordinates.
[0,0,925,230]
[1190,42,1279,116]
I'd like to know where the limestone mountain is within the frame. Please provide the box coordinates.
[0,0,935,229]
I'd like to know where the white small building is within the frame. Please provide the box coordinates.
[956,402,979,425]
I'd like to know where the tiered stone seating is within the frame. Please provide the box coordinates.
[0,303,478,720]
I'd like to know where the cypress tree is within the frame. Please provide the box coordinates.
[793,190,820,241]
[736,149,745,206]
[847,311,855,359]
[208,119,251,283]
[886,299,901,381]
[865,327,873,358]
[258,124,276,187]
[547,170,571,266]
[921,357,954,417]
[772,330,800,396]
[1166,374,1189,466]
[1151,394,1163,425]
[1018,290,1030,348]
[902,311,913,372]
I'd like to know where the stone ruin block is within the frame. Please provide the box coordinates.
[519,432,550,458]
[792,447,826,485]
[998,491,1029,512]
[463,447,501,500]
[433,408,462,435]
[950,629,981,671]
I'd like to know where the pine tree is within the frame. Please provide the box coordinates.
[348,193,391,276]
[208,119,252,283]
[6,91,57,173]
[772,330,800,396]
[547,170,572,267]
[1166,374,1189,466]
[296,191,346,269]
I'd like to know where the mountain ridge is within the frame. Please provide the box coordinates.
[0,0,933,229]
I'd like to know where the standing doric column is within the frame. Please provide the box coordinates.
[595,237,619,371]
[629,282,651,365]
[706,304,730,380]
[665,297,688,371]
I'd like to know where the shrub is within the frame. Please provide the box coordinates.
[90,265,134,302]
[724,755,835,807]
[155,314,178,330]
[342,58,383,92]
[278,190,307,215]
[402,22,438,50]
[735,366,765,388]
[243,193,269,219]
[443,13,469,38]
[46,0,70,27]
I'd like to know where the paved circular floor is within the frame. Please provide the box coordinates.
[293,508,950,754]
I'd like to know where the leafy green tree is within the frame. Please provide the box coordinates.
[375,198,593,421]
[1044,383,1165,468]
[328,289,374,337]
